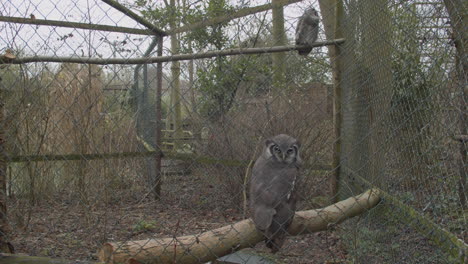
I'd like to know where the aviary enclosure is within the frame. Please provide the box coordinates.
[0,0,466,263]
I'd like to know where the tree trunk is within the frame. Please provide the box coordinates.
[98,189,380,264]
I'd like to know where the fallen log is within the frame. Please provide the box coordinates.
[98,189,380,264]
[0,253,99,264]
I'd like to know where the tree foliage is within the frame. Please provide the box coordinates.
[135,1,331,122]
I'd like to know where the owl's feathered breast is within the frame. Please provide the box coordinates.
[250,157,299,207]
[295,9,320,56]
[295,18,319,45]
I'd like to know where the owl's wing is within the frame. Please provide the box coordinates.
[307,23,319,45]
[253,205,276,231]
[296,19,314,55]
[295,15,307,45]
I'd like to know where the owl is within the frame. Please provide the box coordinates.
[295,7,320,56]
[249,134,302,252]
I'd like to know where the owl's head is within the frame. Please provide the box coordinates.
[264,134,302,166]
[305,7,319,18]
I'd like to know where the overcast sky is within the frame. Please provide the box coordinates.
[1,0,320,59]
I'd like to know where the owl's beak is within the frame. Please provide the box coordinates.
[282,153,286,160]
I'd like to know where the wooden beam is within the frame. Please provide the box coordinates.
[7,152,155,162]
[170,0,303,34]
[0,0,302,36]
[0,16,155,35]
[4,39,346,65]
[7,151,331,170]
[101,0,167,36]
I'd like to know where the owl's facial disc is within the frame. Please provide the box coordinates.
[272,145,280,153]
[268,143,284,161]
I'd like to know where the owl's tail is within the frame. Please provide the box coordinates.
[297,47,312,56]
[265,235,286,253]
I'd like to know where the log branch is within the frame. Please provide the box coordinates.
[0,254,98,264]
[5,39,345,65]
[98,189,381,264]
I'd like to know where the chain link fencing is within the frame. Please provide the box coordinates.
[337,1,466,263]
[0,0,466,263]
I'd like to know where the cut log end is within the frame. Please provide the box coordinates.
[98,243,114,264]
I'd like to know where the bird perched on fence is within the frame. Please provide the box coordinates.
[250,134,302,252]
[0,49,16,64]
[295,7,320,56]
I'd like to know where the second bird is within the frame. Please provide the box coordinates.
[295,7,320,56]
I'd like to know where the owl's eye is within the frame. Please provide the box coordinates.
[273,145,281,153]
[287,148,294,155]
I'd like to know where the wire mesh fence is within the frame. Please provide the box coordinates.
[337,1,466,263]
[0,0,466,263]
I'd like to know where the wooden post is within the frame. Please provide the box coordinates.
[442,0,467,75]
[332,1,344,201]
[271,0,287,93]
[154,35,164,199]
[142,63,157,200]
[360,0,393,191]
[443,0,467,209]
[318,0,344,201]
[456,55,467,209]
[168,0,183,151]
[0,77,13,253]
[188,41,196,114]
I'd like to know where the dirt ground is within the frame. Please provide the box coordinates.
[10,166,348,264]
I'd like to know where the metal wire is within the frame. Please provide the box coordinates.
[0,0,465,263]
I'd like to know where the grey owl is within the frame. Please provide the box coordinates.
[250,134,302,252]
[295,7,320,56]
